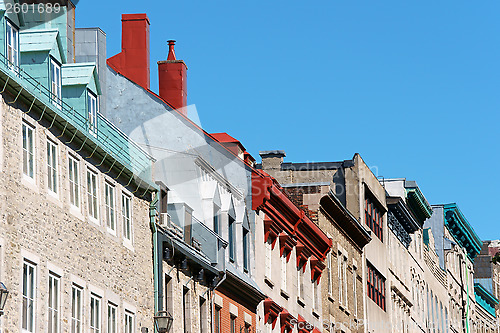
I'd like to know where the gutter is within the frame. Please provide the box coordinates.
[149,191,159,332]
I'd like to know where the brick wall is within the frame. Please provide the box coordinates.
[215,288,257,333]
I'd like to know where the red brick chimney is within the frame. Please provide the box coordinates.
[107,14,150,90]
[158,40,187,114]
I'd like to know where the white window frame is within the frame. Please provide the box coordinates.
[338,252,348,307]
[122,193,132,242]
[327,252,333,297]
[105,182,116,234]
[71,284,83,333]
[281,253,287,292]
[6,19,19,71]
[46,139,58,194]
[124,311,135,333]
[50,57,62,109]
[47,272,60,333]
[90,294,101,333]
[297,263,304,300]
[87,90,98,137]
[87,169,99,222]
[22,121,35,180]
[265,239,272,279]
[68,155,80,208]
[107,303,117,333]
[22,260,37,333]
[353,264,358,316]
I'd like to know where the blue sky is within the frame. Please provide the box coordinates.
[76,0,500,240]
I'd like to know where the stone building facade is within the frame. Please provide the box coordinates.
[259,151,371,333]
[0,4,156,333]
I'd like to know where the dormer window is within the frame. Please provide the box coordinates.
[6,20,19,71]
[87,90,98,137]
[50,58,62,108]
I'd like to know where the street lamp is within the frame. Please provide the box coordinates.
[0,282,9,317]
[154,310,173,333]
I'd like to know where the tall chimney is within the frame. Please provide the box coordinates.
[158,40,188,115]
[107,14,150,90]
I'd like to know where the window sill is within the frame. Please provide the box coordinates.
[280,289,289,300]
[69,205,84,221]
[21,175,39,193]
[88,216,100,226]
[297,297,305,308]
[46,190,63,208]
[264,277,274,289]
[328,294,335,303]
[312,309,320,319]
[339,303,350,316]
[123,239,134,252]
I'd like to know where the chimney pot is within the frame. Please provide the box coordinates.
[167,40,176,60]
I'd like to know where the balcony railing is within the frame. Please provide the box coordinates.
[190,216,227,269]
[0,51,155,190]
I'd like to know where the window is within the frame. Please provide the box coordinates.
[165,275,173,314]
[22,260,36,333]
[22,122,35,179]
[338,253,347,307]
[230,315,236,333]
[48,273,60,333]
[122,194,132,241]
[243,228,249,272]
[265,239,272,279]
[183,287,191,333]
[213,204,220,234]
[228,215,235,261]
[214,306,221,333]
[68,156,80,207]
[353,265,358,316]
[199,297,207,333]
[105,182,115,233]
[327,252,333,296]
[87,90,98,136]
[90,294,101,333]
[312,279,319,310]
[365,194,383,241]
[297,262,304,300]
[50,58,62,108]
[124,311,134,333]
[107,303,117,333]
[367,263,386,310]
[47,140,58,193]
[281,253,287,292]
[87,170,98,221]
[6,20,19,71]
[71,285,83,333]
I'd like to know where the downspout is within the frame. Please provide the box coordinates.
[211,237,227,333]
[150,191,159,332]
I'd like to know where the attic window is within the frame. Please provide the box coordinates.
[50,58,62,109]
[6,19,19,72]
[87,90,98,137]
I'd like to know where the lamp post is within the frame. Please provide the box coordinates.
[154,310,173,333]
[0,282,9,317]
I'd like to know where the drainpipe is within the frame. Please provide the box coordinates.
[211,238,227,333]
[150,191,160,332]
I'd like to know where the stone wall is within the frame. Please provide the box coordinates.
[0,93,154,332]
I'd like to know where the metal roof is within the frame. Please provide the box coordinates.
[62,62,101,94]
[19,29,66,63]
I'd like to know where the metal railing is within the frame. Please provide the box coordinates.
[0,49,155,188]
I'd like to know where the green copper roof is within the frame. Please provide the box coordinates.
[405,184,433,224]
[20,29,66,64]
[62,63,101,95]
[475,283,499,317]
[443,203,482,261]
